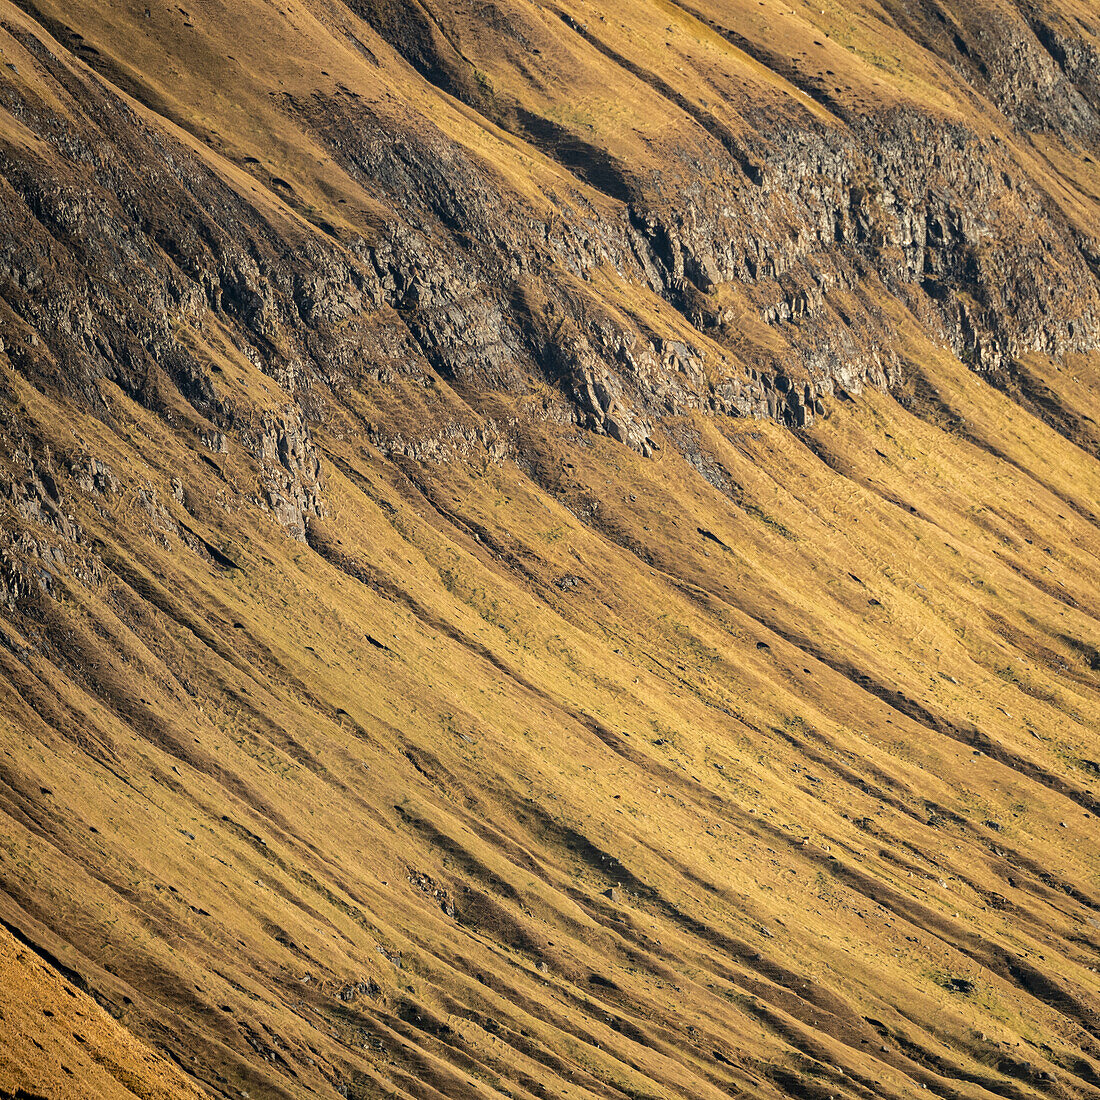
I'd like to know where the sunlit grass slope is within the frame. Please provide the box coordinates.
[1,0,1100,1097]
[0,922,210,1100]
[4,330,1100,1098]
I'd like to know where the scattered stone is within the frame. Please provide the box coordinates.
[947,977,975,994]
[408,869,456,917]
[336,980,379,1003]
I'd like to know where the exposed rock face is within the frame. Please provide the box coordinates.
[249,406,326,541]
[877,0,1100,138]
[0,0,1098,500]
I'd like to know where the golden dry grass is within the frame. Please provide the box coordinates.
[4,328,1100,1096]
[1,1,1100,1098]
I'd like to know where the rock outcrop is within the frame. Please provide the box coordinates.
[0,0,1098,502]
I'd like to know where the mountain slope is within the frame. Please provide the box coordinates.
[2,1,1100,1098]
[0,921,210,1100]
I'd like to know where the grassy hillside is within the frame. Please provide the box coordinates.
[0,921,210,1100]
[2,1,1100,1098]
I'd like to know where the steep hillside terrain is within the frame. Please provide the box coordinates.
[0,921,210,1100]
[3,1,1100,1098]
